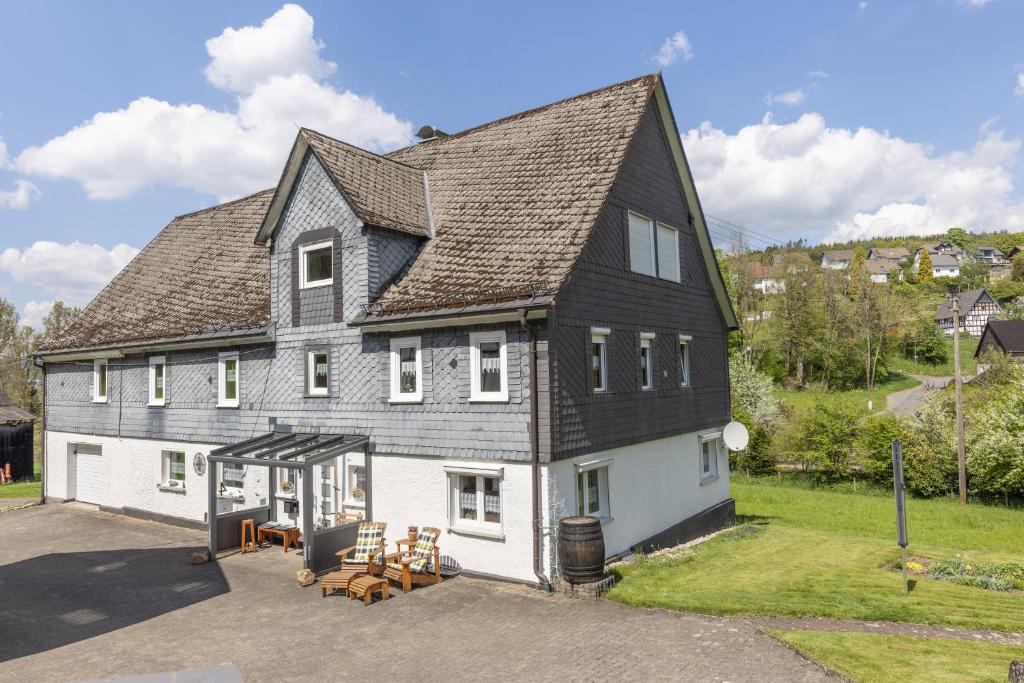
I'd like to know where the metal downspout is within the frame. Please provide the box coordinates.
[520,309,551,591]
[33,358,45,505]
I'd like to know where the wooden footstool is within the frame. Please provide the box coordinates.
[348,575,389,605]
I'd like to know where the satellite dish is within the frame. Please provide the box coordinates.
[722,421,750,452]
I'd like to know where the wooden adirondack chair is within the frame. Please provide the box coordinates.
[319,521,387,598]
[383,526,443,593]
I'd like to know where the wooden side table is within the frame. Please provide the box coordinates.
[348,575,389,605]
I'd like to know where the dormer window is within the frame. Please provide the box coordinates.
[299,240,333,289]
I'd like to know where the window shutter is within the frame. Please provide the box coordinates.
[657,224,680,282]
[628,213,655,276]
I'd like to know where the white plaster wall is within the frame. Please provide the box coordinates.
[45,430,269,523]
[370,454,535,582]
[541,430,731,572]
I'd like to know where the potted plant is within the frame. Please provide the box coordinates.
[281,480,294,493]
[408,525,418,543]
[351,486,364,502]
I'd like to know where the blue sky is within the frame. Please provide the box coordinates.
[1,0,1022,326]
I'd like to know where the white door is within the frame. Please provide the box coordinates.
[73,444,105,504]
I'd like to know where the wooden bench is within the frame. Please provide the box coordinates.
[347,575,389,605]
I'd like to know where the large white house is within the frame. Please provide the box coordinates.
[37,74,738,585]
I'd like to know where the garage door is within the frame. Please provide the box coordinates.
[74,444,105,504]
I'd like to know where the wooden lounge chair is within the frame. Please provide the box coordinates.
[319,521,386,598]
[383,526,443,593]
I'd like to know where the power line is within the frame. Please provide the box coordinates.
[706,213,787,247]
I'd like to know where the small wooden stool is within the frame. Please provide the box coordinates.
[241,519,257,554]
[348,575,389,605]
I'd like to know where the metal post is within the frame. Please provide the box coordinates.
[892,439,909,594]
[268,465,277,523]
[952,295,967,505]
[301,462,314,570]
[208,457,218,560]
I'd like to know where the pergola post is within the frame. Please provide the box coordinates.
[207,457,218,560]
[301,462,314,570]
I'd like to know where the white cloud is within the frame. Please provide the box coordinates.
[0,241,139,305]
[683,112,1024,243]
[958,0,993,8]
[764,89,806,107]
[808,70,829,80]
[1016,69,1024,96]
[859,1,868,10]
[21,300,53,329]
[13,4,412,202]
[204,3,335,93]
[0,179,40,209]
[652,31,693,67]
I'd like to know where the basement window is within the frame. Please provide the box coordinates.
[576,460,611,521]
[148,356,166,406]
[162,450,186,489]
[699,434,721,483]
[93,360,108,403]
[299,240,333,289]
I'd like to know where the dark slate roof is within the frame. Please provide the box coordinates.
[300,129,429,237]
[930,253,960,267]
[0,390,33,423]
[935,288,996,320]
[40,190,275,352]
[976,320,1024,356]
[375,74,660,309]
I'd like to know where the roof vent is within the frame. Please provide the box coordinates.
[415,125,449,141]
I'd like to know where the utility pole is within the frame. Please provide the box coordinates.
[952,295,967,505]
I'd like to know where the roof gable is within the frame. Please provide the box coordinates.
[977,320,1024,356]
[41,190,275,353]
[935,288,999,320]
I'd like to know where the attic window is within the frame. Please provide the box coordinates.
[300,240,333,289]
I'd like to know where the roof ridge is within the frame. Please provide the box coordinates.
[387,73,661,155]
[172,187,276,221]
[300,127,424,172]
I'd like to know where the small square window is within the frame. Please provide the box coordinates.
[449,471,502,534]
[163,451,186,488]
[306,348,330,397]
[640,333,655,390]
[591,328,609,393]
[218,352,240,408]
[700,436,720,482]
[93,360,108,403]
[390,337,423,402]
[299,240,333,289]
[149,356,166,406]
[576,465,610,519]
[470,331,508,402]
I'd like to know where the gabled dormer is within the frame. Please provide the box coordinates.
[256,129,431,328]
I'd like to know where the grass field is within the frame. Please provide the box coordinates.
[0,455,40,499]
[773,631,1024,683]
[890,336,980,377]
[607,478,1024,631]
[774,373,920,416]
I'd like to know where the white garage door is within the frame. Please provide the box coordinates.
[74,444,105,504]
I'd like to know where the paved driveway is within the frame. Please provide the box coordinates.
[0,504,833,682]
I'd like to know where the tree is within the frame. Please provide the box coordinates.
[947,226,970,250]
[775,256,820,386]
[796,400,863,478]
[41,300,81,343]
[1012,253,1024,282]
[848,250,867,299]
[917,250,934,281]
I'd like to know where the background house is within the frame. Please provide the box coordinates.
[975,246,1005,265]
[820,250,853,270]
[864,260,901,283]
[746,263,783,293]
[976,320,1024,359]
[868,246,910,264]
[935,288,1002,336]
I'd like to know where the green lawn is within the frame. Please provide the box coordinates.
[773,631,1024,683]
[606,479,1024,631]
[0,454,40,500]
[774,373,919,416]
[890,336,980,377]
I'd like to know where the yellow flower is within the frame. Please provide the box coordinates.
[906,561,925,572]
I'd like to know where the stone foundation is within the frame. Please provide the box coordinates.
[554,575,615,599]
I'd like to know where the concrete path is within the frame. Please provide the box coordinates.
[886,375,953,416]
[0,498,36,512]
[0,504,834,682]
[747,616,1024,646]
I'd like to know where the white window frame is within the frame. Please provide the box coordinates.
[657,222,681,282]
[628,211,657,277]
[306,348,330,397]
[389,336,423,403]
[575,458,613,521]
[148,356,166,407]
[92,360,108,403]
[640,332,655,391]
[162,450,187,489]
[698,433,722,484]
[220,462,245,493]
[445,466,504,539]
[299,240,333,289]
[591,327,609,393]
[679,335,692,387]
[217,351,240,408]
[345,463,367,507]
[469,330,508,402]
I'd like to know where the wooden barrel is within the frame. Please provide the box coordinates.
[558,516,606,584]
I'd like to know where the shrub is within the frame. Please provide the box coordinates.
[796,400,863,478]
[855,412,906,485]
[731,407,778,475]
[902,321,948,365]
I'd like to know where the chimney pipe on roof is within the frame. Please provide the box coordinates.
[415,125,449,141]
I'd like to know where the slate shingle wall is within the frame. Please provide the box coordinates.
[47,153,534,461]
[549,101,730,461]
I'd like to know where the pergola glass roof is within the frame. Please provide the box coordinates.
[207,432,368,469]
